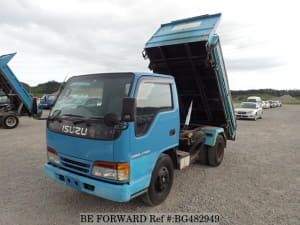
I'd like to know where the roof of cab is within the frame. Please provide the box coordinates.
[68,72,174,81]
[134,72,173,79]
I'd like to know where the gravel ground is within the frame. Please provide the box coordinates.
[0,105,299,225]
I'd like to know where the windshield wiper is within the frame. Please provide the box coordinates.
[55,114,101,125]
[88,116,104,120]
[49,110,62,122]
[72,116,104,125]
[72,119,89,125]
[59,114,88,125]
[61,114,85,118]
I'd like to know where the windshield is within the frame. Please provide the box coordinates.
[239,103,257,109]
[50,74,133,120]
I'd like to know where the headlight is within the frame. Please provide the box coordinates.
[92,161,130,181]
[47,146,60,164]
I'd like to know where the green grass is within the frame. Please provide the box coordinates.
[282,102,300,105]
[233,100,243,104]
[231,94,277,102]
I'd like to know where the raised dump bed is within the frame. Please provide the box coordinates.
[0,53,40,128]
[144,13,236,140]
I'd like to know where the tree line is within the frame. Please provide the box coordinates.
[20,81,300,99]
[22,81,62,97]
[231,89,300,97]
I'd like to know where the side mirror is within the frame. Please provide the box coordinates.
[32,98,46,120]
[121,97,136,122]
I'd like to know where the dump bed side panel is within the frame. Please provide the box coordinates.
[144,14,236,140]
[211,38,237,139]
[0,53,33,115]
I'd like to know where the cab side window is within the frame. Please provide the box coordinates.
[136,82,173,136]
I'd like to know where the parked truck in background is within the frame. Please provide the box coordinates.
[0,53,41,129]
[247,96,262,107]
[43,13,237,205]
[39,94,57,109]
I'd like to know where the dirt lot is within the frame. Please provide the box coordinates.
[0,105,299,225]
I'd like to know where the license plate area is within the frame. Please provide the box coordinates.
[65,176,81,190]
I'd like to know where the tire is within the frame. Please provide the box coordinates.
[142,154,174,206]
[254,113,257,121]
[2,115,19,129]
[259,111,263,119]
[198,145,208,165]
[208,135,225,167]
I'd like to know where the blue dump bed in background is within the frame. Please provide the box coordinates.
[144,13,237,140]
[0,53,35,115]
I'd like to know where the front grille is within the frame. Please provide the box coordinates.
[60,156,91,175]
[238,111,246,114]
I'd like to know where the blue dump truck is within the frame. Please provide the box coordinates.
[39,94,57,109]
[0,53,41,129]
[43,13,237,205]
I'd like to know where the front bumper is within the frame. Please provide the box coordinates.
[44,163,132,202]
[235,114,256,119]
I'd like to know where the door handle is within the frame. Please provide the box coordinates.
[169,129,176,136]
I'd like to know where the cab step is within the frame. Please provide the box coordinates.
[176,150,190,169]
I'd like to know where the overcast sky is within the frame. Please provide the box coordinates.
[1,0,299,90]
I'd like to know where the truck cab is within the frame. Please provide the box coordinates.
[39,94,57,109]
[44,13,236,206]
[45,72,180,204]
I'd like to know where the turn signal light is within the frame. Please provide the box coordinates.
[47,146,60,164]
[92,161,130,181]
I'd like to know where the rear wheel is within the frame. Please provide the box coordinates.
[208,135,225,167]
[2,115,19,129]
[142,154,174,206]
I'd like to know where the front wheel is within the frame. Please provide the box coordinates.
[2,115,19,129]
[253,113,258,121]
[142,154,174,206]
[208,135,225,167]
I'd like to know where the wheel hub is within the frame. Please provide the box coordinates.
[155,166,169,192]
[6,117,17,127]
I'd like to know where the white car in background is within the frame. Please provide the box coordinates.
[274,100,282,107]
[262,101,270,109]
[247,96,262,107]
[268,100,276,108]
[235,102,263,120]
